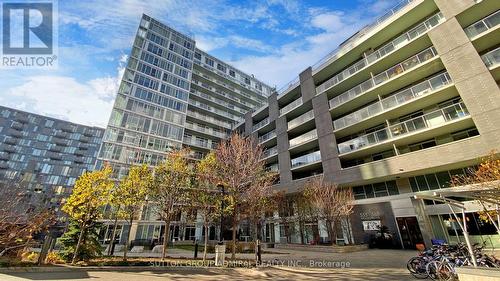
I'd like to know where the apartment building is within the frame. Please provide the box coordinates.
[237,0,500,248]
[0,106,104,217]
[96,14,272,244]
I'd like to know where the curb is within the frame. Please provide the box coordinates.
[0,265,243,273]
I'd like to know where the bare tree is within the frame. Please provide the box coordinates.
[214,133,275,260]
[0,181,54,256]
[304,176,354,245]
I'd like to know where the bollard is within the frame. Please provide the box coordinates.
[256,240,262,264]
[194,241,199,259]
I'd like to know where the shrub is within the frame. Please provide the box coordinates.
[20,251,39,262]
[45,252,64,264]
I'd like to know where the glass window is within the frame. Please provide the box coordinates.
[425,174,439,190]
[364,185,375,198]
[409,177,419,192]
[436,171,451,188]
[416,175,428,191]
[373,182,388,197]
[386,180,399,195]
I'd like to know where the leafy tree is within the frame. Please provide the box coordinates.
[150,148,193,260]
[59,219,102,262]
[214,133,277,260]
[62,166,114,264]
[113,164,152,261]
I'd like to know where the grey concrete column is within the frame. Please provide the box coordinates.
[312,93,342,182]
[244,111,253,136]
[428,17,500,138]
[433,0,475,19]
[298,67,342,182]
[268,92,279,122]
[276,116,292,184]
[411,198,434,248]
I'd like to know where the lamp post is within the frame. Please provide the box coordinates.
[217,183,225,244]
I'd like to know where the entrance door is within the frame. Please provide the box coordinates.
[397,217,424,249]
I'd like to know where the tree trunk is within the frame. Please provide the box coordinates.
[162,220,170,261]
[108,214,119,256]
[299,221,305,244]
[123,217,133,261]
[72,224,86,264]
[231,212,237,261]
[203,224,208,262]
[331,220,338,246]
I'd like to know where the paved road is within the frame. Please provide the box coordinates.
[0,249,418,280]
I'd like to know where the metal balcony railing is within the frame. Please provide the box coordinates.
[337,101,470,154]
[288,110,315,130]
[258,130,276,143]
[464,10,500,39]
[329,46,438,109]
[280,97,303,116]
[317,12,444,95]
[333,72,452,130]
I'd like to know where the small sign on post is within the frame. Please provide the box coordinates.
[215,244,226,266]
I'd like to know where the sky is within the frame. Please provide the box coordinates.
[0,0,397,128]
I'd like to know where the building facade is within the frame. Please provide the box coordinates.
[96,14,272,244]
[236,0,500,248]
[0,106,104,216]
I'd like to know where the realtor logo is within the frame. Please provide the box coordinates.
[1,0,58,68]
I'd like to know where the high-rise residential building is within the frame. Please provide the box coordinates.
[237,0,500,248]
[0,106,104,216]
[96,14,272,244]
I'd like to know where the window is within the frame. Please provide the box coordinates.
[244,77,251,85]
[194,52,201,60]
[217,63,226,72]
[352,181,398,200]
[205,58,214,67]
[229,70,235,77]
[45,120,54,127]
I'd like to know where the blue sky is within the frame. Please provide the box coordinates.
[0,0,396,127]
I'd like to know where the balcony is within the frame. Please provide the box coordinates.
[47,152,63,160]
[291,151,322,169]
[317,12,444,95]
[262,146,278,159]
[337,101,470,155]
[54,138,71,146]
[267,163,279,172]
[289,129,318,149]
[80,136,90,143]
[3,145,16,153]
[279,97,302,116]
[0,153,9,161]
[0,161,9,169]
[333,72,453,130]
[11,121,23,131]
[253,117,270,132]
[482,47,500,69]
[188,99,243,122]
[190,89,247,115]
[258,130,276,144]
[288,110,315,131]
[183,136,217,149]
[187,110,233,129]
[312,0,417,72]
[329,46,438,110]
[55,131,68,138]
[184,122,229,139]
[464,10,500,40]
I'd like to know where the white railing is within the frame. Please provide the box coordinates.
[464,10,500,39]
[184,122,229,139]
[277,76,300,96]
[317,13,444,95]
[329,46,438,109]
[291,151,322,169]
[481,47,500,69]
[311,0,417,72]
[187,110,233,129]
[280,97,303,116]
[258,130,276,143]
[289,129,318,148]
[288,110,315,130]
[253,117,270,131]
[337,101,470,154]
[183,136,217,149]
[333,72,452,130]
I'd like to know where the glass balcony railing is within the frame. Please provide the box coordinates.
[187,110,233,129]
[312,0,417,72]
[280,97,303,116]
[317,13,444,95]
[253,117,270,131]
[267,163,279,172]
[482,47,500,68]
[464,10,500,39]
[289,129,318,148]
[330,46,438,109]
[262,146,278,158]
[258,130,276,143]
[337,101,469,154]
[333,72,452,130]
[184,122,229,139]
[183,136,217,149]
[291,151,322,169]
[288,110,315,130]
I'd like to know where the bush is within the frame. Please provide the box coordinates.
[45,252,64,264]
[20,251,39,262]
